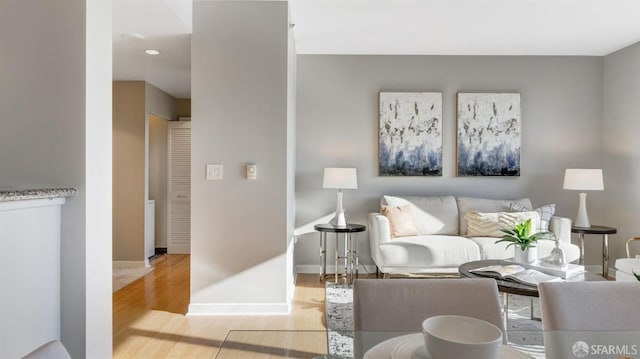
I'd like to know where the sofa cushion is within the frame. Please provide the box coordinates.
[468,237,514,260]
[382,195,458,235]
[378,234,481,268]
[381,204,419,238]
[469,237,581,263]
[457,196,533,235]
[511,202,556,232]
[615,258,640,276]
[465,210,540,237]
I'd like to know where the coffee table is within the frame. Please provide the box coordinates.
[459,260,606,336]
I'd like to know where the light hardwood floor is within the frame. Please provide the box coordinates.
[113,254,370,358]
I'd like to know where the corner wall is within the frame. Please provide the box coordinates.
[113,81,146,262]
[113,81,179,261]
[190,0,292,314]
[0,1,112,357]
[296,55,605,268]
[603,42,640,260]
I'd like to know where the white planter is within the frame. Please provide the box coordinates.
[514,247,537,264]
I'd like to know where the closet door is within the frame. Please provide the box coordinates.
[167,121,191,254]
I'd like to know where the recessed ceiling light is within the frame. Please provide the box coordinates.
[122,33,145,40]
[144,49,160,56]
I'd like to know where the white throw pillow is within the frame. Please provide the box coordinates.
[465,210,541,237]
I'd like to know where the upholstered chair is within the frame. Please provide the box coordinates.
[352,278,505,357]
[615,237,640,281]
[539,282,640,359]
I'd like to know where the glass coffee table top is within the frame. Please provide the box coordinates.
[216,330,329,359]
[215,330,539,358]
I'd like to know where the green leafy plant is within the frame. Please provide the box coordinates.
[633,270,640,281]
[495,218,554,251]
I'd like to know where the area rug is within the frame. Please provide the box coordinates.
[326,283,545,358]
[112,264,154,292]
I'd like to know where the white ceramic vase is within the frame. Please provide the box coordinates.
[514,247,537,264]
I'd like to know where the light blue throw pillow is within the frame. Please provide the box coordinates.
[511,202,555,232]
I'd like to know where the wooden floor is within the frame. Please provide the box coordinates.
[113,254,368,358]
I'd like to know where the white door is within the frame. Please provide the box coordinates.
[168,121,191,254]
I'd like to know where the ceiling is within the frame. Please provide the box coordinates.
[113,0,640,99]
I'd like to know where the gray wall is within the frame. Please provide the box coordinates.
[0,0,112,357]
[113,81,146,262]
[149,114,169,248]
[145,83,177,251]
[190,1,293,313]
[603,42,640,261]
[295,55,606,269]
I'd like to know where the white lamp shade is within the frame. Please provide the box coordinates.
[323,168,358,189]
[563,169,604,191]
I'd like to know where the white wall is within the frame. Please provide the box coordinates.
[286,9,297,301]
[0,0,112,357]
[190,0,293,314]
[295,55,605,269]
[603,42,640,261]
[85,0,113,356]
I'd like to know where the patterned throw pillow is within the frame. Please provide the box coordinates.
[511,203,555,232]
[381,204,419,238]
[465,211,540,237]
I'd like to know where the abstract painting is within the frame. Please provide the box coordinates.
[379,92,443,176]
[457,93,521,176]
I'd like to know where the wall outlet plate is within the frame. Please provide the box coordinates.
[206,164,223,180]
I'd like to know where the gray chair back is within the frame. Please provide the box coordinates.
[539,281,640,359]
[353,278,504,356]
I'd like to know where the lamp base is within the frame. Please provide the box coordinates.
[574,192,591,228]
[330,191,347,227]
[329,213,347,228]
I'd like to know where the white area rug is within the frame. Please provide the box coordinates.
[326,283,545,359]
[112,264,154,292]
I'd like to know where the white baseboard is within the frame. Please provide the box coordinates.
[296,264,378,275]
[187,303,291,316]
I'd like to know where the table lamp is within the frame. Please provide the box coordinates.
[323,168,358,227]
[563,168,604,228]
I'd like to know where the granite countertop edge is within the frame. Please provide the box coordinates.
[0,188,78,202]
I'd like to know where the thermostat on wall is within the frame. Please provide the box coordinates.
[247,164,257,180]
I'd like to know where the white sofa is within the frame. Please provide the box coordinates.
[368,195,581,276]
[615,237,640,281]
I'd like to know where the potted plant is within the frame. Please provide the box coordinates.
[496,218,554,264]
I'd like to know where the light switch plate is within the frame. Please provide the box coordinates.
[206,164,223,180]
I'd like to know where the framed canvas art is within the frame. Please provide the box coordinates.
[379,92,443,176]
[456,93,521,176]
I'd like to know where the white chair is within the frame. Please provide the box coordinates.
[539,282,640,359]
[352,278,505,357]
[21,341,71,359]
[615,237,640,281]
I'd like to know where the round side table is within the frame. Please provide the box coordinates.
[314,223,366,284]
[571,225,617,278]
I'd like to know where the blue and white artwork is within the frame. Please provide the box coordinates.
[379,92,442,176]
[457,93,521,176]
